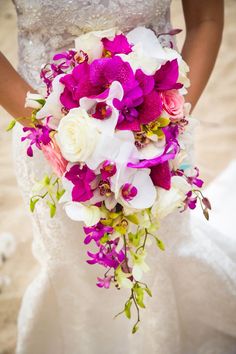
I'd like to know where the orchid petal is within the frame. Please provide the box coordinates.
[126,27,167,60]
[64,202,101,226]
[36,74,65,128]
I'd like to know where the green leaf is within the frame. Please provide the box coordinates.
[126,214,139,225]
[155,237,165,251]
[144,286,152,297]
[6,119,16,132]
[132,323,139,334]
[30,197,39,212]
[124,300,132,319]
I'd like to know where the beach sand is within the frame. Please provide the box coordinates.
[0,1,235,353]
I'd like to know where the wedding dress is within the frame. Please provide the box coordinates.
[11,1,236,353]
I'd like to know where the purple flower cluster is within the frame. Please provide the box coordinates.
[21,124,51,157]
[87,238,125,269]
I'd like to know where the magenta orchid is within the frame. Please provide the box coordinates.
[102,34,133,56]
[21,124,51,157]
[65,164,96,202]
[83,222,114,245]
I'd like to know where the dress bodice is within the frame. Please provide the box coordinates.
[12,0,172,88]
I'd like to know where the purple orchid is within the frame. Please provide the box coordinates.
[65,164,96,202]
[186,167,204,188]
[90,56,138,94]
[21,124,51,157]
[154,59,183,91]
[40,50,77,95]
[183,191,198,211]
[60,61,98,110]
[87,239,125,269]
[96,276,113,289]
[83,222,114,245]
[121,183,137,201]
[53,49,77,67]
[114,69,162,131]
[102,34,133,56]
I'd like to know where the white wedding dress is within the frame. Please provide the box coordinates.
[12,1,236,353]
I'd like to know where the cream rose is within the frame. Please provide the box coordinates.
[56,107,100,163]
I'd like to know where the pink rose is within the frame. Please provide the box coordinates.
[41,137,68,177]
[161,89,184,121]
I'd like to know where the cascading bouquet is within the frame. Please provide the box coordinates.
[9,27,211,333]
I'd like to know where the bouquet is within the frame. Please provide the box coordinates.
[9,27,211,333]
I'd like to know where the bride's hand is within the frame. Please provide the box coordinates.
[0,52,35,126]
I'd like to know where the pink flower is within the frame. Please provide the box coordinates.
[41,137,68,177]
[161,89,184,121]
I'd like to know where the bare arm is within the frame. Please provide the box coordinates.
[0,52,35,126]
[181,0,224,111]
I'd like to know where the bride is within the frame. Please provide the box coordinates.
[1,0,236,353]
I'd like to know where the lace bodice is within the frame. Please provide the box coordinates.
[13,0,172,89]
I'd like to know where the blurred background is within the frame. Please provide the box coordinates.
[0,0,236,353]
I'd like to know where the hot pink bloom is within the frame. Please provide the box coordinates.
[161,89,185,121]
[102,34,133,56]
[41,138,68,177]
[65,164,96,202]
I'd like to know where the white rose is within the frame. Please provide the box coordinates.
[25,92,45,109]
[56,107,100,163]
[75,28,117,63]
[151,176,190,220]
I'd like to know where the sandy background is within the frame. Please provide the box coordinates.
[0,0,236,353]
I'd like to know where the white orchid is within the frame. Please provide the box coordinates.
[36,74,65,128]
[79,81,124,135]
[118,26,167,75]
[110,165,157,210]
[64,202,101,226]
[75,28,117,63]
